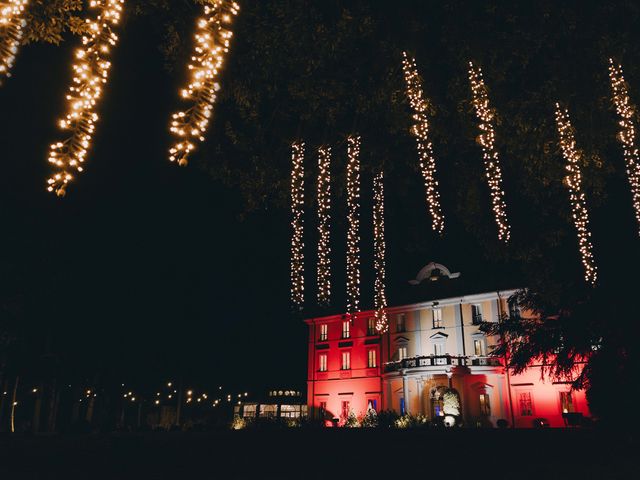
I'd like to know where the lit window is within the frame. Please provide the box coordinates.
[341,401,350,419]
[341,351,351,370]
[479,393,491,416]
[559,391,574,413]
[342,321,350,339]
[474,339,486,356]
[367,399,377,411]
[508,298,521,319]
[319,324,328,341]
[518,392,533,416]
[432,308,443,328]
[471,304,483,324]
[398,346,407,360]
[396,314,406,332]
[368,349,377,368]
[367,317,376,336]
[318,354,327,372]
[434,343,444,356]
[280,404,301,418]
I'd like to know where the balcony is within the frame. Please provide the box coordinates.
[383,355,502,373]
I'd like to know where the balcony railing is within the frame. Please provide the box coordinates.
[383,355,502,373]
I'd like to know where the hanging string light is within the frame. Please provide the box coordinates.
[468,61,511,243]
[46,0,125,197]
[316,145,331,307]
[169,0,239,167]
[554,104,598,285]
[0,0,28,83]
[608,59,640,236]
[373,171,388,333]
[346,135,361,317]
[290,141,305,309]
[401,51,445,234]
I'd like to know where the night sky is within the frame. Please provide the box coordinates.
[2,1,640,396]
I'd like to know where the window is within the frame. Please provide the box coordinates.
[318,354,327,372]
[518,392,533,416]
[341,401,350,419]
[341,351,351,370]
[319,324,328,341]
[400,397,406,416]
[367,317,376,336]
[396,314,406,332]
[479,393,491,416]
[432,308,443,328]
[368,349,377,368]
[471,304,483,324]
[560,392,575,413]
[319,401,327,413]
[473,339,486,356]
[367,399,377,411]
[342,321,350,339]
[508,298,521,319]
[280,405,302,418]
[398,346,408,360]
[434,343,444,356]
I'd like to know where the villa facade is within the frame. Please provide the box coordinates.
[305,263,590,428]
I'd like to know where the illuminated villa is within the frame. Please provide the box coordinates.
[305,263,590,428]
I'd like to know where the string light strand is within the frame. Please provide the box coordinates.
[608,59,640,236]
[401,51,445,234]
[46,0,125,196]
[373,171,388,333]
[0,0,28,83]
[169,0,239,167]
[554,104,598,285]
[316,145,331,306]
[346,135,361,317]
[468,61,511,243]
[290,141,305,309]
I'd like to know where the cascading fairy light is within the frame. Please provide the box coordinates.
[46,0,125,197]
[608,59,640,236]
[169,0,239,167]
[290,141,305,309]
[346,135,361,317]
[554,104,598,285]
[373,171,388,333]
[316,145,332,307]
[0,0,28,83]
[401,51,445,234]
[468,61,511,243]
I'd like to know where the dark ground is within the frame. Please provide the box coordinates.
[0,429,635,479]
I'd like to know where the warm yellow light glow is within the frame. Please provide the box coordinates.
[608,59,640,236]
[554,104,598,285]
[46,0,125,196]
[290,140,305,309]
[373,171,388,333]
[401,52,445,234]
[0,0,28,83]
[316,145,331,306]
[346,135,361,317]
[168,0,240,166]
[468,62,511,243]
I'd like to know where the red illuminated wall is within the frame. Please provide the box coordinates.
[306,312,382,423]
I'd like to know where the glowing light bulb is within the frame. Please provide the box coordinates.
[0,0,28,84]
[168,1,240,166]
[346,135,361,317]
[316,145,331,307]
[290,140,305,309]
[468,61,511,243]
[46,0,125,196]
[608,59,640,236]
[401,51,445,234]
[373,171,388,333]
[554,103,598,285]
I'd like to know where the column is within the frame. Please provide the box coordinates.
[402,374,410,415]
[417,379,425,415]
